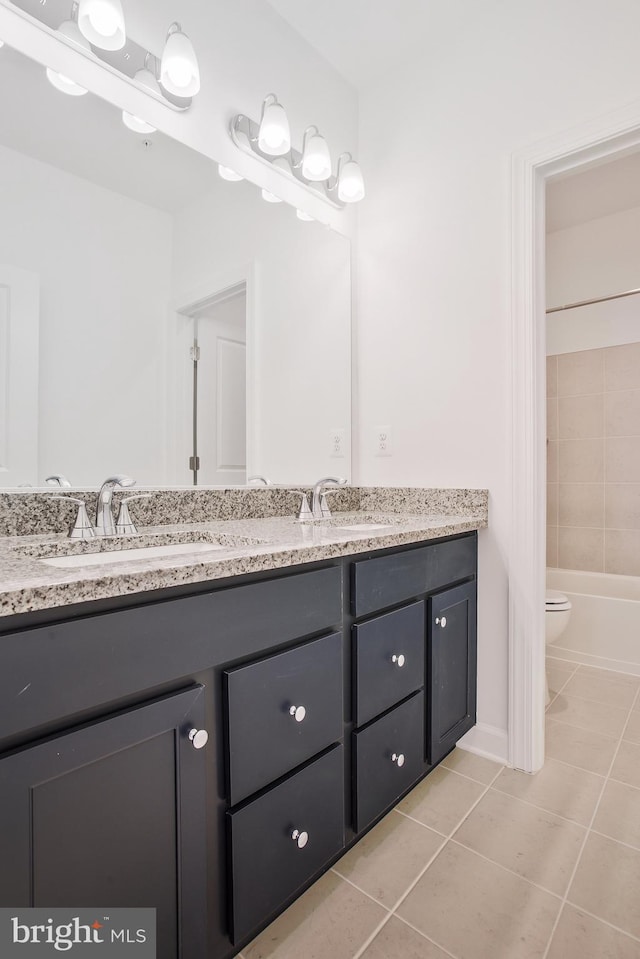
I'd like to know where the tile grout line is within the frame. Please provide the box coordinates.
[560,901,640,945]
[540,683,640,959]
[489,781,598,830]
[545,714,624,743]
[349,763,506,959]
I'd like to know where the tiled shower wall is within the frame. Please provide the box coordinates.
[547,342,640,575]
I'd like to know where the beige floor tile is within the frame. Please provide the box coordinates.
[545,720,618,775]
[611,741,640,789]
[546,656,578,672]
[593,779,640,850]
[397,765,485,835]
[243,871,387,959]
[546,905,640,959]
[492,758,603,826]
[547,693,630,738]
[360,917,451,959]
[439,747,503,784]
[623,710,640,744]
[578,665,640,688]
[397,842,560,959]
[568,832,640,939]
[547,667,573,696]
[561,671,639,708]
[452,789,585,895]
[332,811,443,907]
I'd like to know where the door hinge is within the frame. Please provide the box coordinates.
[190,345,201,362]
[189,456,200,471]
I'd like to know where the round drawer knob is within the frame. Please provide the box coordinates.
[391,654,406,668]
[391,752,405,767]
[188,728,209,750]
[289,705,307,723]
[291,829,309,849]
[435,616,447,628]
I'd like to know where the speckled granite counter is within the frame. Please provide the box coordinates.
[0,488,488,618]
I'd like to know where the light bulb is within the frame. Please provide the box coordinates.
[160,23,200,97]
[261,189,282,203]
[46,68,88,96]
[78,0,126,51]
[122,112,156,134]
[296,210,314,221]
[0,40,4,49]
[218,165,244,182]
[301,127,332,182]
[258,95,291,157]
[338,156,365,203]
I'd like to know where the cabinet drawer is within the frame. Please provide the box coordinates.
[353,692,424,832]
[354,602,425,727]
[225,631,343,805]
[228,746,344,944]
[351,535,476,617]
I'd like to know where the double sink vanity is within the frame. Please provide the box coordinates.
[0,484,488,959]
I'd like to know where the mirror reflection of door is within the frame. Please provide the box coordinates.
[187,285,247,486]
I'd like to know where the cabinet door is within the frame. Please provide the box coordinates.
[428,582,477,765]
[0,686,208,959]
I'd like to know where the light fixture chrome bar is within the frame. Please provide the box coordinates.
[7,0,192,109]
[546,287,640,313]
[230,113,345,209]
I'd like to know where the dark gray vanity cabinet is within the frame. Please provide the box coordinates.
[0,531,479,959]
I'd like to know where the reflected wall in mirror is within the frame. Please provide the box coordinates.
[0,44,351,488]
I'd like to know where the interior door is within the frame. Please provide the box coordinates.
[0,265,39,487]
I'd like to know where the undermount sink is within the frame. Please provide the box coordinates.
[334,523,396,532]
[41,542,229,569]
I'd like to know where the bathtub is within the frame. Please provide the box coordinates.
[547,568,640,676]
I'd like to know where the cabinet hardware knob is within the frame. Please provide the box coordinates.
[391,654,406,667]
[289,705,307,723]
[291,829,309,849]
[391,752,405,767]
[435,616,447,628]
[188,728,209,749]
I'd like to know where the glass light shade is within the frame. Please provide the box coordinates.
[134,66,161,96]
[0,40,4,49]
[58,19,92,50]
[258,100,291,156]
[302,132,331,182]
[46,69,88,96]
[218,165,244,182]
[78,0,126,51]
[122,112,156,134]
[338,159,365,203]
[160,26,200,97]
[261,189,282,203]
[296,210,314,221]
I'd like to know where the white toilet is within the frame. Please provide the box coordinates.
[545,589,572,703]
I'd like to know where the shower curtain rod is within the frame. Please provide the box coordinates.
[546,287,640,314]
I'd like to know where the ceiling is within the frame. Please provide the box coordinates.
[546,150,640,233]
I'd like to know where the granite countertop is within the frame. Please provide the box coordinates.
[0,488,488,618]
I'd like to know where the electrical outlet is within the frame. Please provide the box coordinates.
[374,425,392,457]
[330,428,346,458]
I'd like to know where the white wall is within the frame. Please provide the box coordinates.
[547,204,640,354]
[0,142,173,486]
[171,178,352,484]
[356,0,640,761]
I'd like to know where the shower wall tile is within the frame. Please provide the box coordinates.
[547,397,558,441]
[605,437,640,483]
[547,441,559,484]
[605,390,640,437]
[547,355,558,398]
[558,349,604,397]
[558,527,604,572]
[605,485,640,530]
[558,484,604,529]
[605,530,640,576]
[547,483,559,526]
[605,342,640,392]
[546,525,558,568]
[558,394,604,439]
[558,438,604,483]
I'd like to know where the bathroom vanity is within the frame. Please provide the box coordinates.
[0,491,484,959]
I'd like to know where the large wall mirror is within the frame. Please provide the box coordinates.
[0,43,351,489]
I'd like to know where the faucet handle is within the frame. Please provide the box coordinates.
[50,496,96,540]
[319,487,344,519]
[291,491,313,521]
[45,474,71,487]
[115,494,152,536]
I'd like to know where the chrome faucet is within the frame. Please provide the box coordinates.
[247,475,272,485]
[45,474,71,487]
[311,477,346,519]
[95,475,136,536]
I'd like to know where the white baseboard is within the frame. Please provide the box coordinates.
[549,645,640,678]
[457,722,509,765]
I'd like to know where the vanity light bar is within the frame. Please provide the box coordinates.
[230,98,365,210]
[8,0,200,111]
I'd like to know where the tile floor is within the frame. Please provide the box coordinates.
[239,659,640,959]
